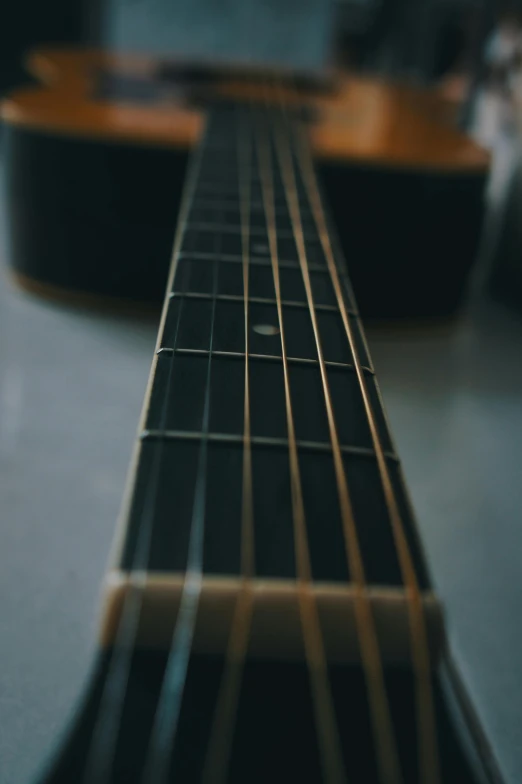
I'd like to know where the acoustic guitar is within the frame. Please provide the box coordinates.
[1,47,490,318]
[4,49,503,783]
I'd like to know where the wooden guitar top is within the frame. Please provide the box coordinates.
[2,47,490,173]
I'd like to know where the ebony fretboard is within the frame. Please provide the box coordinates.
[119,105,430,593]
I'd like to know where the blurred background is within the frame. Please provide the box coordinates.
[1,2,522,783]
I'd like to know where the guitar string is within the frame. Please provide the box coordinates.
[255,99,347,784]
[201,105,256,784]
[273,84,404,784]
[78,90,434,784]
[139,114,227,784]
[291,106,441,784]
[80,116,209,784]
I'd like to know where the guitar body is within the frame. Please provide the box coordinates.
[2,48,489,318]
[2,50,503,784]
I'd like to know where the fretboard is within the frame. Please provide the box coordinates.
[106,105,438,660]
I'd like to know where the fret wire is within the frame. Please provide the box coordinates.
[157,346,374,373]
[176,249,328,273]
[185,220,318,241]
[169,290,348,314]
[201,107,255,784]
[190,195,313,218]
[141,428,398,461]
[81,114,210,784]
[142,122,227,784]
[196,179,307,197]
[257,103,347,784]
[311,212,363,345]
[295,112,442,784]
[273,92,403,784]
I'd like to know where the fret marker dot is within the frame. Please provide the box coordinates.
[253,324,280,336]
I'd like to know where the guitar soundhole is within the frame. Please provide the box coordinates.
[252,323,280,336]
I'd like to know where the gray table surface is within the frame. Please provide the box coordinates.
[1,162,522,784]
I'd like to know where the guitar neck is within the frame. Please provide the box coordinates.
[101,104,440,663]
[38,103,504,784]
